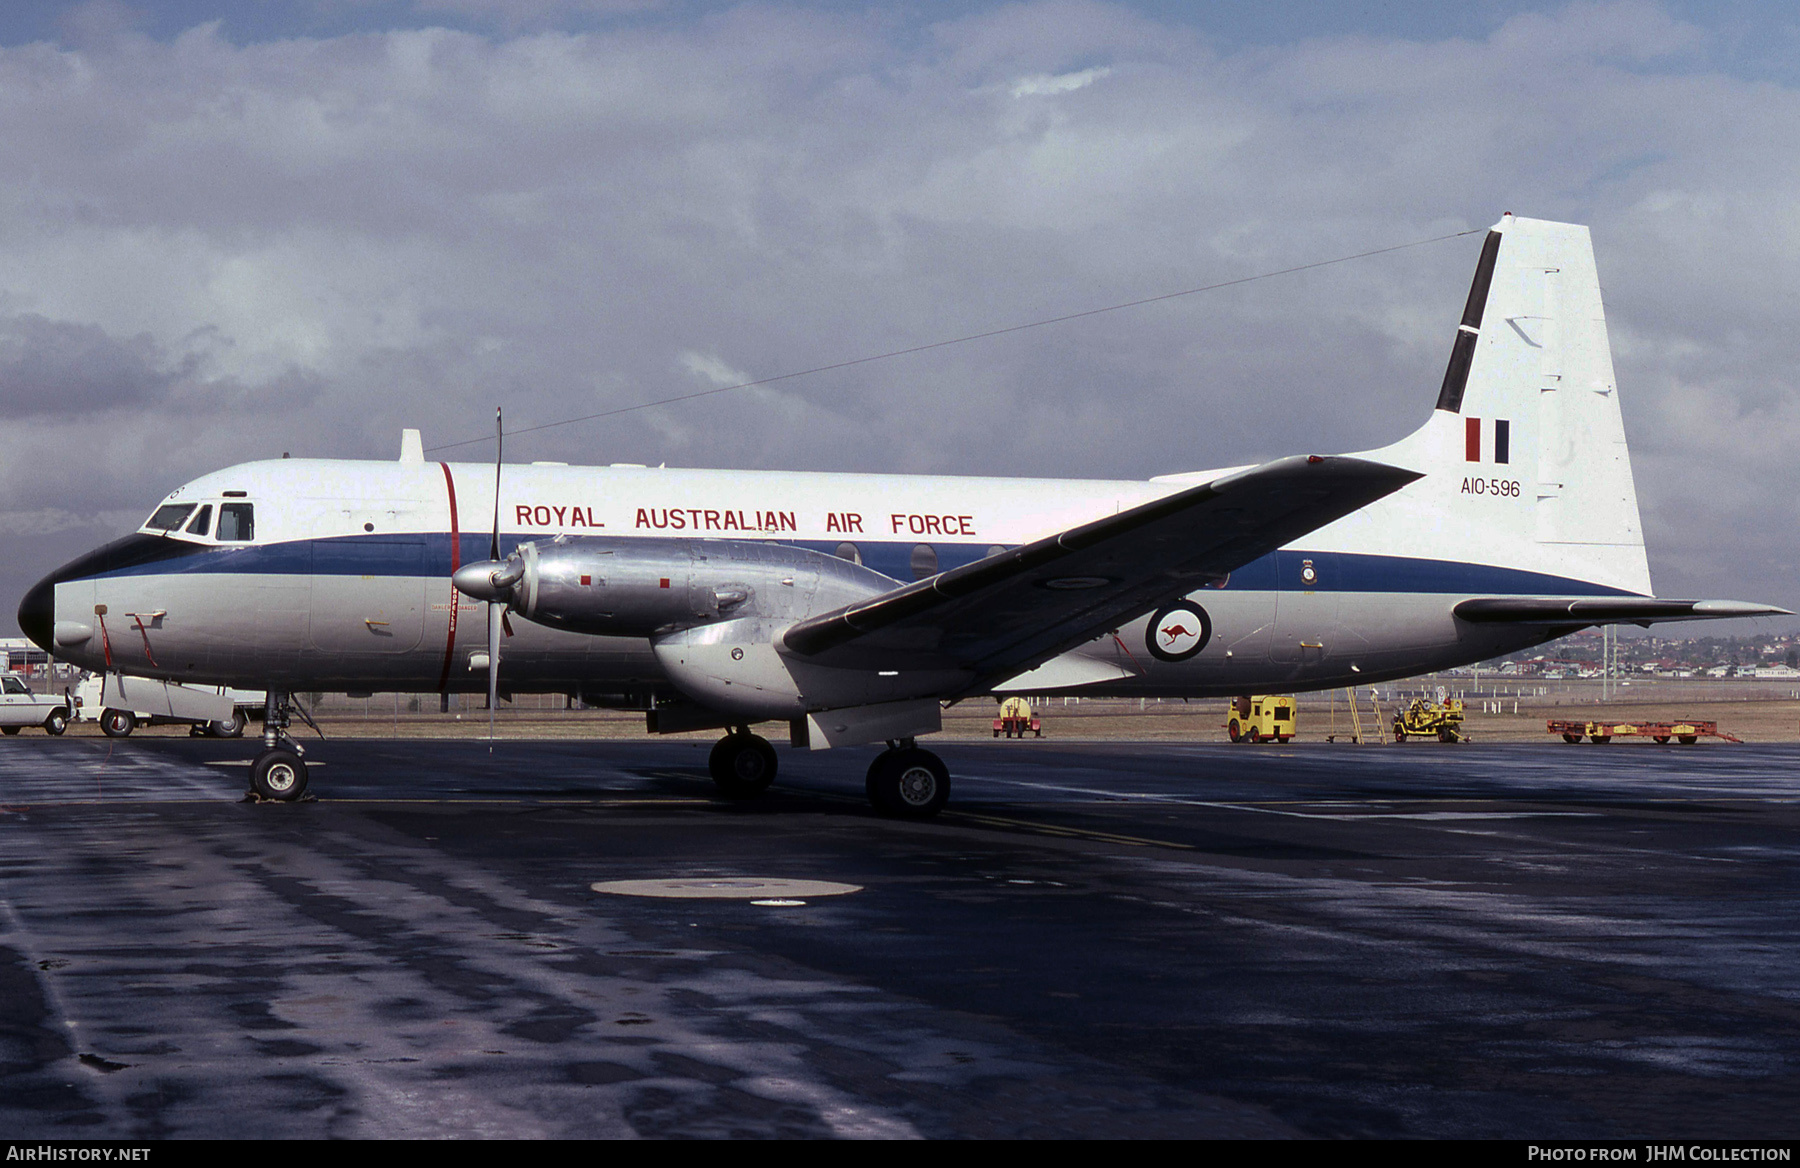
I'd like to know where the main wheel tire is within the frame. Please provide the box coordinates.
[43,711,67,736]
[250,749,308,801]
[866,747,949,818]
[100,709,135,738]
[209,710,247,739]
[1227,719,1241,743]
[709,733,777,798]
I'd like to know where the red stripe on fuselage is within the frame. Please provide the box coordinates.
[437,463,461,691]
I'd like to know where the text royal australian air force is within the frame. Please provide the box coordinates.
[461,465,1178,549]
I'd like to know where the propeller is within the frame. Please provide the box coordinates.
[448,408,513,746]
[487,407,503,743]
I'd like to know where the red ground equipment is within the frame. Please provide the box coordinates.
[994,696,1043,738]
[1547,719,1740,745]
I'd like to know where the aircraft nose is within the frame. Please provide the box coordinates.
[17,570,56,654]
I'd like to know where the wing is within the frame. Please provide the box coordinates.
[781,454,1420,682]
[1454,597,1790,628]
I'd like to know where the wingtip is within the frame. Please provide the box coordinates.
[1692,600,1794,618]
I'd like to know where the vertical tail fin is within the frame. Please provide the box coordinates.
[1361,215,1651,596]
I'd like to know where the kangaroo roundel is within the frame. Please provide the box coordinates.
[1147,601,1211,662]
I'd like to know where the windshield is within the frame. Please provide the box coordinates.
[144,503,196,532]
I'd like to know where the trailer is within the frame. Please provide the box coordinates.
[992,695,1043,738]
[1547,719,1740,745]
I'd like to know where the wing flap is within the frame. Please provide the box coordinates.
[782,454,1420,678]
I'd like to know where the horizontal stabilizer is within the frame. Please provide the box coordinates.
[782,454,1420,681]
[1454,597,1790,627]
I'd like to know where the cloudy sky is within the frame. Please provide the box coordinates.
[3,0,1798,638]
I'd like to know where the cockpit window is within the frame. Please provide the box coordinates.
[145,503,195,532]
[185,505,213,537]
[217,502,254,542]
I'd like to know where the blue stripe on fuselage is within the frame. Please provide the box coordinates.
[78,533,1640,598]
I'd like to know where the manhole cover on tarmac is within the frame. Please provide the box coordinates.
[590,877,862,899]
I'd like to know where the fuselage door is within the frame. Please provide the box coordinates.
[1268,551,1341,671]
[309,525,428,655]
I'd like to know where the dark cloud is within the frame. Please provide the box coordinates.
[0,314,184,416]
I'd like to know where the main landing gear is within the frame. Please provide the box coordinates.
[709,728,779,798]
[247,691,314,802]
[866,740,950,819]
[705,729,951,818]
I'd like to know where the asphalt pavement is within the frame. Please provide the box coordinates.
[2,734,1797,1138]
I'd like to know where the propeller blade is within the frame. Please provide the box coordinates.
[487,597,502,739]
[490,406,502,564]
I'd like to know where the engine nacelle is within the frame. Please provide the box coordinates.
[488,536,897,639]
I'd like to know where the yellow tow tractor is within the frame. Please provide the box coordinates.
[1227,695,1295,744]
[1392,696,1467,743]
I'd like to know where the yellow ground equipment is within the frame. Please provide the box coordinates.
[993,695,1042,738]
[1227,695,1294,744]
[1392,697,1466,743]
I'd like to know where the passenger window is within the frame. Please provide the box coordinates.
[909,544,938,580]
[144,504,195,532]
[217,502,255,542]
[185,505,213,536]
[834,542,862,565]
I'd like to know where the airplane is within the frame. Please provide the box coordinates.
[16,214,1787,815]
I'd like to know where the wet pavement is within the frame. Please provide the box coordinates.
[2,735,1798,1138]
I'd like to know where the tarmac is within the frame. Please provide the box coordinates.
[2,733,1798,1138]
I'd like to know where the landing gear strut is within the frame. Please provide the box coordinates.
[248,691,312,802]
[866,740,949,819]
[709,728,777,798]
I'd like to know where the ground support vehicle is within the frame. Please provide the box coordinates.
[1393,697,1467,742]
[0,672,70,736]
[1227,695,1294,744]
[993,696,1043,738]
[1548,719,1739,745]
[71,675,264,739]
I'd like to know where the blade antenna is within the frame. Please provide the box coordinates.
[488,406,502,749]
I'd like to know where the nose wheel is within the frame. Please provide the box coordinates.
[866,744,950,818]
[250,748,309,802]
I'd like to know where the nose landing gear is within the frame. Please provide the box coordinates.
[248,691,316,802]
